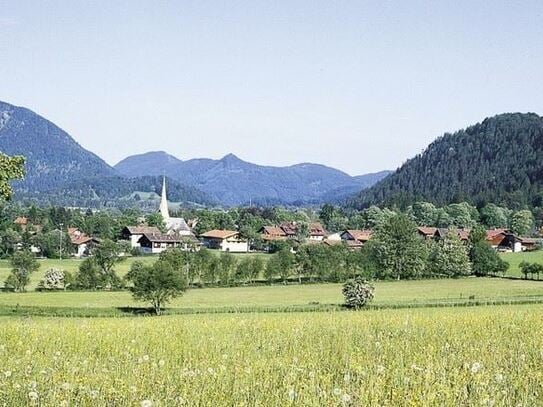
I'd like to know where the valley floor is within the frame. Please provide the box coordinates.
[1,305,542,406]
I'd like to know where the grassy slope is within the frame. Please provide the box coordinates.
[499,251,543,278]
[0,278,542,310]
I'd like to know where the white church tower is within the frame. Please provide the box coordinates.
[158,176,192,236]
[159,176,170,221]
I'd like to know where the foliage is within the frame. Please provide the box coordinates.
[73,258,103,290]
[0,152,25,201]
[265,248,296,283]
[342,277,375,308]
[519,261,543,280]
[92,239,124,289]
[366,214,428,280]
[37,268,72,290]
[510,210,534,236]
[427,231,472,277]
[352,113,543,209]
[127,260,188,315]
[5,250,39,292]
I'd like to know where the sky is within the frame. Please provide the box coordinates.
[1,1,542,175]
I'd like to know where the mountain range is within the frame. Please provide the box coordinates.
[115,151,390,206]
[0,100,388,208]
[350,112,543,209]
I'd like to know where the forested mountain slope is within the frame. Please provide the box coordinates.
[350,113,543,209]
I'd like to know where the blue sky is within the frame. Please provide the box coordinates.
[1,1,542,175]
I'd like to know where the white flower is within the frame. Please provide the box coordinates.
[141,400,153,407]
[342,393,352,404]
[90,390,99,399]
[288,389,297,401]
[207,367,215,375]
[3,370,12,378]
[495,373,504,382]
[61,382,71,390]
[376,365,386,374]
[470,362,482,374]
[333,388,342,396]
[142,355,150,362]
[158,359,165,367]
[28,391,39,401]
[343,373,350,383]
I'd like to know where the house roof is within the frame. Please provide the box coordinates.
[124,226,162,235]
[166,217,191,232]
[14,216,28,225]
[279,222,298,236]
[343,229,373,242]
[261,226,287,236]
[417,226,438,236]
[199,229,239,239]
[308,222,326,236]
[520,237,539,244]
[140,233,189,243]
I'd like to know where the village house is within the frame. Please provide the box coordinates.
[138,233,201,254]
[486,229,523,252]
[159,177,192,235]
[259,222,327,242]
[68,227,99,258]
[199,230,249,252]
[121,226,162,249]
[334,229,373,249]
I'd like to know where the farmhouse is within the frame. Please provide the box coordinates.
[308,223,327,241]
[486,229,523,252]
[68,227,99,258]
[260,222,327,242]
[338,229,373,249]
[200,230,249,252]
[417,227,438,239]
[138,233,200,254]
[121,226,162,248]
[260,226,287,241]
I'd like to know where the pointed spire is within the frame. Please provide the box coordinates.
[159,176,170,220]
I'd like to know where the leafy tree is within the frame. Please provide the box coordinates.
[510,210,534,236]
[366,214,428,280]
[235,257,253,283]
[409,202,438,226]
[127,260,187,315]
[467,225,506,276]
[93,239,124,288]
[37,268,72,290]
[218,252,237,286]
[35,230,71,258]
[73,258,102,289]
[342,277,375,309]
[5,250,39,292]
[0,229,20,257]
[427,231,471,277]
[266,248,295,284]
[0,153,25,201]
[146,213,166,233]
[480,204,509,228]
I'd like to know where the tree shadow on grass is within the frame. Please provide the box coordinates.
[116,307,157,315]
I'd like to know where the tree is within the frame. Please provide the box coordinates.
[0,153,25,201]
[510,210,534,236]
[127,260,187,315]
[480,204,509,228]
[5,250,39,292]
[409,202,438,226]
[366,214,428,280]
[146,213,166,233]
[427,231,471,277]
[266,248,295,284]
[342,277,374,309]
[37,268,72,290]
[218,252,237,286]
[73,258,102,289]
[93,239,124,288]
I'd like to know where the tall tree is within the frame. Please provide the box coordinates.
[366,214,428,280]
[5,250,39,292]
[0,153,25,201]
[427,231,472,277]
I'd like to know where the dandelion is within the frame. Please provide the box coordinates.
[141,400,153,407]
[288,389,297,401]
[333,388,342,396]
[342,393,352,404]
[158,359,165,367]
[343,373,350,383]
[28,391,39,401]
[470,362,482,374]
[495,373,504,382]
[90,390,99,399]
[376,365,386,374]
[3,370,12,378]
[142,355,150,362]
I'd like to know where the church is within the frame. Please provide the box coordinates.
[159,177,192,236]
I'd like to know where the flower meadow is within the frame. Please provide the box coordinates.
[0,305,542,406]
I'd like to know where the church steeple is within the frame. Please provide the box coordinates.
[159,176,170,220]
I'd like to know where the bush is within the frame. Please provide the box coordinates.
[37,268,73,291]
[342,277,375,309]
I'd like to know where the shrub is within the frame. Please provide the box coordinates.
[342,277,375,309]
[37,268,73,291]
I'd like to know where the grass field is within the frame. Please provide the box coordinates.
[0,278,542,312]
[500,250,543,278]
[0,304,541,405]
